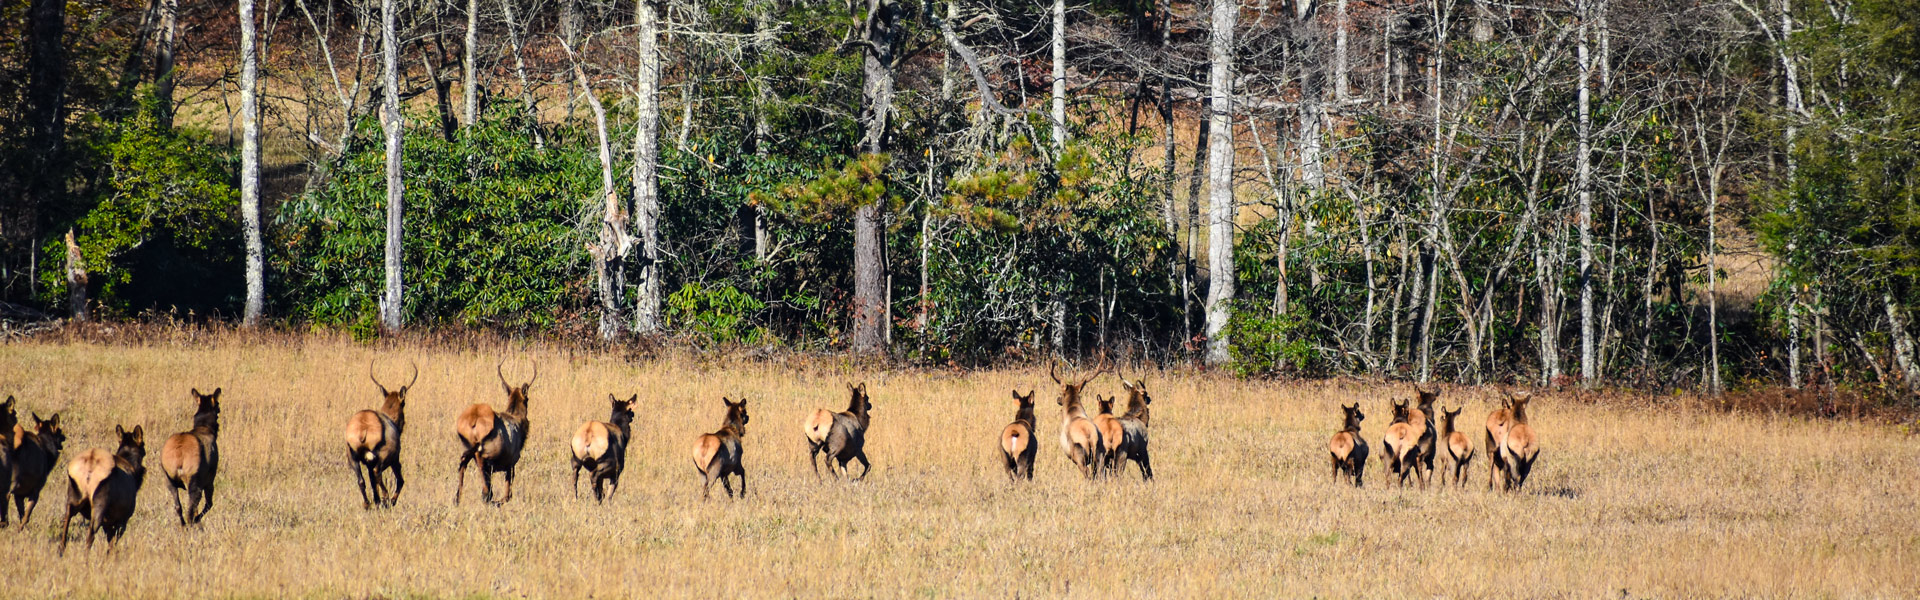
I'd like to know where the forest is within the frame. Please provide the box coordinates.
[0,0,1914,398]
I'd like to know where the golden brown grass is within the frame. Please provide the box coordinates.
[2,334,1915,598]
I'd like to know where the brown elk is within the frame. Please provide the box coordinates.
[1112,378,1154,481]
[1327,403,1367,487]
[1485,388,1519,490]
[691,397,749,500]
[1093,394,1125,477]
[999,390,1038,481]
[1052,361,1107,480]
[159,388,221,525]
[0,396,15,528]
[804,383,874,480]
[345,362,413,509]
[1410,385,1440,486]
[59,425,146,556]
[1501,394,1540,491]
[11,412,65,525]
[1380,399,1427,489]
[454,361,536,505]
[1440,405,1474,487]
[571,394,638,503]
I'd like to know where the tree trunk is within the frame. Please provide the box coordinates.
[240,0,264,325]
[632,0,663,333]
[462,0,478,128]
[154,0,177,126]
[1184,99,1209,349]
[64,229,86,321]
[379,0,406,331]
[1576,0,1596,385]
[1333,0,1348,101]
[568,38,628,339]
[1886,292,1920,393]
[22,0,68,249]
[1159,0,1183,348]
[1706,161,1722,394]
[752,1,775,260]
[1051,0,1067,153]
[851,0,895,354]
[1203,0,1237,366]
[497,0,541,147]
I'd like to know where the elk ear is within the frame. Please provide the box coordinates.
[131,425,144,444]
[626,394,639,406]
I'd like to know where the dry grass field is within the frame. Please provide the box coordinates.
[2,334,1917,599]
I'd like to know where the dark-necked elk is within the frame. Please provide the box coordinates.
[1380,399,1427,489]
[1501,393,1540,491]
[999,390,1038,481]
[11,412,65,525]
[1112,378,1154,481]
[692,397,749,500]
[1328,403,1367,487]
[804,383,873,480]
[571,394,637,503]
[1052,362,1107,480]
[59,425,146,555]
[1440,405,1473,487]
[345,362,413,509]
[160,388,221,525]
[455,361,536,505]
[1410,385,1440,486]
[1486,388,1518,490]
[0,396,15,527]
[1093,395,1125,478]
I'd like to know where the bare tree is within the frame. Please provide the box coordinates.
[852,0,897,353]
[462,0,478,128]
[1203,0,1237,365]
[240,0,264,325]
[155,0,179,126]
[379,0,406,331]
[1576,0,1596,385]
[632,0,664,333]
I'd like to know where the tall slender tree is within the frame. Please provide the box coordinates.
[239,0,264,325]
[851,0,896,353]
[632,0,663,333]
[1203,0,1237,365]
[378,0,405,330]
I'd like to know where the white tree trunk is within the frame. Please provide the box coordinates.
[1576,0,1596,385]
[1051,0,1067,154]
[1333,0,1347,101]
[568,39,627,339]
[1203,0,1237,366]
[632,0,663,333]
[240,0,263,325]
[379,0,405,331]
[462,0,478,128]
[1887,292,1920,392]
[154,0,177,127]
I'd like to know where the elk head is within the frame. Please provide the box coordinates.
[498,360,538,411]
[370,360,418,420]
[845,382,873,415]
[723,397,750,433]
[189,388,222,433]
[1341,403,1365,432]
[1051,359,1110,409]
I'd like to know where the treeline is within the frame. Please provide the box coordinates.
[0,0,1915,398]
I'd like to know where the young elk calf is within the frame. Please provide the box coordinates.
[999,390,1039,481]
[804,383,874,480]
[454,362,536,505]
[1501,394,1540,491]
[1485,388,1518,491]
[345,363,413,509]
[1410,385,1440,486]
[160,388,221,525]
[571,394,638,503]
[1327,403,1367,487]
[1440,405,1474,487]
[1052,362,1108,481]
[1380,400,1427,489]
[1113,379,1154,481]
[60,425,146,555]
[692,397,750,500]
[0,396,15,527]
[1093,395,1125,478]
[11,412,66,525]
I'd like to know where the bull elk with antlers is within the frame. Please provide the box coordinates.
[1052,361,1108,481]
[454,361,536,505]
[345,362,413,509]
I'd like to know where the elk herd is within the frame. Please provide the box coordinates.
[1329,385,1542,492]
[0,359,1543,555]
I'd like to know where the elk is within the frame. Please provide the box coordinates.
[1092,394,1125,478]
[1410,385,1440,486]
[345,362,413,509]
[11,412,65,525]
[1327,403,1367,487]
[454,361,536,505]
[1380,399,1427,489]
[571,394,637,503]
[0,396,15,527]
[1440,405,1473,487]
[159,388,222,525]
[999,390,1038,481]
[59,424,146,556]
[804,382,873,480]
[1501,394,1540,491]
[1113,378,1154,481]
[1486,388,1518,491]
[691,397,749,500]
[1052,361,1107,480]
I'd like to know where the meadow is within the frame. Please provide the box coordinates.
[2,333,1916,598]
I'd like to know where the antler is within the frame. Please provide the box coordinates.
[497,359,510,390]
[528,360,539,386]
[1049,363,1063,385]
[403,361,419,392]
[1078,355,1111,387]
[369,359,388,394]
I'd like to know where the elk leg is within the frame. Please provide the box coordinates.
[1138,448,1153,481]
[497,468,515,505]
[719,471,735,498]
[57,504,75,556]
[18,496,35,526]
[852,452,870,482]
[808,441,821,478]
[387,462,406,506]
[197,482,215,521]
[605,476,620,501]
[700,468,716,501]
[454,451,473,504]
[735,467,748,498]
[571,461,581,500]
[349,454,372,510]
[169,482,188,525]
